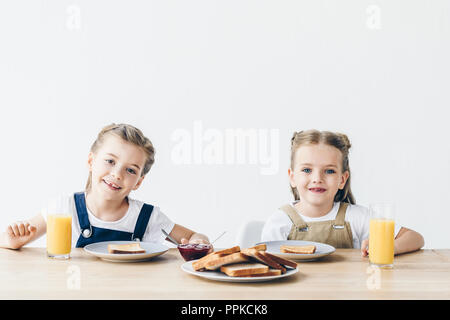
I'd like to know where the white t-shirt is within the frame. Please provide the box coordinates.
[41,193,175,247]
[261,201,402,249]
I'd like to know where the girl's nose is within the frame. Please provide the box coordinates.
[111,168,123,180]
[312,172,323,183]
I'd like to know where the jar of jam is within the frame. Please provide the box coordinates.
[178,243,212,261]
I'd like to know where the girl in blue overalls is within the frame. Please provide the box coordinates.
[1,123,210,249]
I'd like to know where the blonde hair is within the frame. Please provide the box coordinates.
[85,123,155,191]
[290,129,355,204]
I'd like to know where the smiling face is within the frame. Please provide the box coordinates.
[87,134,147,201]
[289,143,349,208]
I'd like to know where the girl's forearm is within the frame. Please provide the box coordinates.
[394,230,424,255]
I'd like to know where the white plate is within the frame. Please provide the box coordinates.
[83,241,169,262]
[181,261,298,283]
[257,240,335,261]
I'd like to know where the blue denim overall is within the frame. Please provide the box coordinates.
[74,192,154,248]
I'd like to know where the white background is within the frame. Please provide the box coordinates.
[0,1,449,249]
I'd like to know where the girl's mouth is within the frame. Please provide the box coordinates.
[103,179,122,191]
[309,187,326,193]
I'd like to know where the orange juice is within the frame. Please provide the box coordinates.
[369,219,395,267]
[47,214,72,258]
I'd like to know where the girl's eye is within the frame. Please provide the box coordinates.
[325,169,336,174]
[127,168,136,175]
[105,159,114,165]
[302,168,312,173]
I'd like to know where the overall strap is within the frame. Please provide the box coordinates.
[333,202,349,229]
[131,203,154,241]
[74,192,92,237]
[279,204,309,231]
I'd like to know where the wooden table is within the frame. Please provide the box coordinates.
[1,248,449,300]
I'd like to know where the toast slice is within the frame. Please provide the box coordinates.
[107,243,146,254]
[262,251,298,269]
[241,248,286,274]
[214,246,241,255]
[248,269,282,277]
[248,244,267,251]
[220,263,269,277]
[192,252,226,271]
[193,246,241,271]
[280,245,316,254]
[204,252,249,270]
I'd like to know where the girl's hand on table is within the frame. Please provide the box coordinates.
[5,222,37,250]
[361,239,369,257]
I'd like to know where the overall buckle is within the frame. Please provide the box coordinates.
[82,225,93,238]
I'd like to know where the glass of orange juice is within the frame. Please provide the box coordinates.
[46,213,72,259]
[369,203,395,268]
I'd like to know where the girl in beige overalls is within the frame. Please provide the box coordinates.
[279,130,355,248]
[272,130,424,254]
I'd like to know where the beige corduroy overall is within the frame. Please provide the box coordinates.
[279,202,354,248]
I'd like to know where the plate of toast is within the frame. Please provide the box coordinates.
[181,244,298,282]
[257,240,335,261]
[84,241,169,262]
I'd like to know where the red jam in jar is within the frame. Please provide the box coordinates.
[178,243,211,261]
